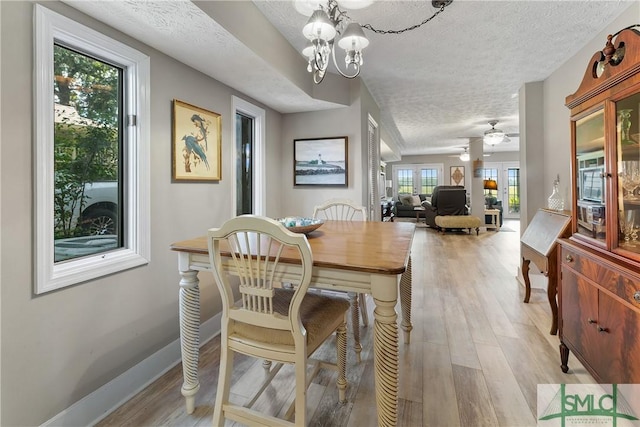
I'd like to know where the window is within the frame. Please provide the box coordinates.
[392,164,443,196]
[236,112,253,215]
[35,5,150,293]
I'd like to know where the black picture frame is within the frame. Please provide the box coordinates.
[293,136,348,186]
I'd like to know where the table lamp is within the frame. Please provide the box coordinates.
[483,179,498,197]
[482,179,498,209]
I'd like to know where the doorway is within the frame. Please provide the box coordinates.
[483,161,520,219]
[232,96,265,216]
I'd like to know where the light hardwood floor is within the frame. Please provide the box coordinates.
[97,219,594,427]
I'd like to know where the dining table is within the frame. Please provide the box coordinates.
[170,219,416,427]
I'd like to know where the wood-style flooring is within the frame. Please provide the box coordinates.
[96,219,594,427]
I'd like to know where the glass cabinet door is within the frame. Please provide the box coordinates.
[574,110,606,244]
[616,93,640,255]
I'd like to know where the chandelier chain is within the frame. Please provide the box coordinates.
[355,3,446,35]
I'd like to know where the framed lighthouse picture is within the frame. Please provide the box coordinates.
[293,136,348,186]
[172,99,221,181]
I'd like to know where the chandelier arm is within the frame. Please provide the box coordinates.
[359,3,446,35]
[313,69,326,84]
[330,42,360,79]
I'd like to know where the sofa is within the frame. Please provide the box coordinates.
[394,193,430,218]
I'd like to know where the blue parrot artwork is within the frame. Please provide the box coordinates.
[182,135,210,171]
[190,114,208,151]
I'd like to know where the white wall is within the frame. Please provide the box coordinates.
[543,2,640,213]
[279,80,371,217]
[0,2,283,425]
[519,81,545,229]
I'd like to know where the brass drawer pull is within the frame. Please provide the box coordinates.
[565,254,574,262]
[634,291,640,303]
[598,326,608,333]
[587,318,596,324]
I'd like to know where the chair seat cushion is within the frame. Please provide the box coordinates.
[232,289,350,354]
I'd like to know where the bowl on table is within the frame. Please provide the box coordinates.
[276,217,324,234]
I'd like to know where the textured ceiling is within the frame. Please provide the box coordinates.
[63,0,633,158]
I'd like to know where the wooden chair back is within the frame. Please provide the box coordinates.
[313,199,367,221]
[207,215,313,337]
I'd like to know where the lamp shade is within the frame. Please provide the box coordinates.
[337,22,369,51]
[302,9,336,42]
[483,179,498,191]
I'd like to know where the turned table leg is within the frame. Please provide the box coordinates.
[400,256,413,345]
[178,261,201,414]
[349,292,363,363]
[372,275,400,427]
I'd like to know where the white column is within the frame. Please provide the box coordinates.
[469,137,485,224]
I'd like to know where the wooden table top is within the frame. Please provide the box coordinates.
[171,220,416,275]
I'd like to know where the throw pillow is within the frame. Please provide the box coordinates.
[411,195,422,206]
[399,195,413,207]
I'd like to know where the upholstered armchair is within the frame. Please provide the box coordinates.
[423,186,468,228]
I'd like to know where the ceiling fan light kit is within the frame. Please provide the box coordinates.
[298,0,452,83]
[483,120,506,145]
[459,147,470,162]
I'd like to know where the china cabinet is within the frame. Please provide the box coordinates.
[559,27,640,383]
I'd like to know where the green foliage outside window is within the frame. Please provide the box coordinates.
[53,45,120,239]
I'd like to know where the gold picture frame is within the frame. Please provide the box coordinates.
[172,99,221,181]
[450,166,465,186]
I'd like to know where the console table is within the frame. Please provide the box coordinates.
[520,208,571,335]
[484,208,501,230]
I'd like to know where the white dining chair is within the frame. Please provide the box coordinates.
[207,215,349,426]
[313,198,369,363]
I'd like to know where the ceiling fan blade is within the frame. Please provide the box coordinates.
[505,133,519,137]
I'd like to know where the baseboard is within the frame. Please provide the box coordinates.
[41,312,222,427]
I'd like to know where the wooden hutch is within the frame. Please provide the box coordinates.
[559,27,640,383]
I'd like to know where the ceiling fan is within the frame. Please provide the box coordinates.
[483,120,519,145]
[448,147,470,161]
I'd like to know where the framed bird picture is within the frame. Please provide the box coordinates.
[172,99,221,181]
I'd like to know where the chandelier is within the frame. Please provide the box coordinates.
[296,0,453,84]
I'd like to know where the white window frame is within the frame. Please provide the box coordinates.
[391,163,444,197]
[231,96,266,216]
[34,5,150,294]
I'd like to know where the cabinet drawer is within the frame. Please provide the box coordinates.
[561,246,640,309]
